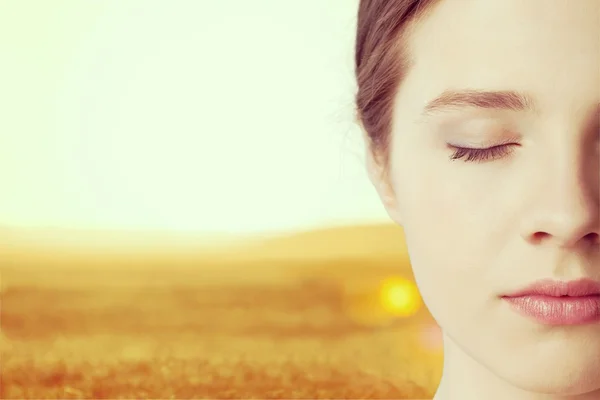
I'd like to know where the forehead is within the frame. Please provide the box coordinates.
[399,0,599,117]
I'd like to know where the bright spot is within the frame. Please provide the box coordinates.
[379,276,422,317]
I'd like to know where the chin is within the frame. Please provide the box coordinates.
[492,356,600,396]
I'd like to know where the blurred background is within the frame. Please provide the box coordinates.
[0,1,443,398]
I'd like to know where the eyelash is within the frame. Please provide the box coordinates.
[448,143,518,163]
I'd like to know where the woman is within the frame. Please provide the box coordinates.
[354,1,599,399]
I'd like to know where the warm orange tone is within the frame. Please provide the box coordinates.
[0,224,443,398]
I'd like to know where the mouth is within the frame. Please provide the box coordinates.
[501,279,600,326]
[503,278,600,298]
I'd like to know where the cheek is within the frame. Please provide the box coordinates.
[393,160,500,327]
[397,159,482,261]
[402,176,472,293]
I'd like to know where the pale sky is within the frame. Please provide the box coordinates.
[0,0,389,236]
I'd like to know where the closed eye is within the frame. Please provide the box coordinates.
[448,143,519,163]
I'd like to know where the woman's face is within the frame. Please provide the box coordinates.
[368,0,600,395]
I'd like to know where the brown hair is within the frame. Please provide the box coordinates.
[354,0,439,174]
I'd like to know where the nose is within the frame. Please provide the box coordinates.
[520,151,599,249]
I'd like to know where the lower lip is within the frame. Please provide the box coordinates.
[503,295,600,325]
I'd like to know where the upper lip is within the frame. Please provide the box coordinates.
[502,278,600,298]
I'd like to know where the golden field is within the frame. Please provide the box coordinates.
[0,224,444,399]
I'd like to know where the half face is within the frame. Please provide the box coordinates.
[367,0,600,395]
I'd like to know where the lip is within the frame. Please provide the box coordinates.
[502,279,600,326]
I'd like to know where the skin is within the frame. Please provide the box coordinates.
[364,0,600,399]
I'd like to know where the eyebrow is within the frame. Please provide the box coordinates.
[420,89,537,120]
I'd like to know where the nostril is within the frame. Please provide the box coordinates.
[527,231,600,246]
[530,232,551,243]
[583,232,599,244]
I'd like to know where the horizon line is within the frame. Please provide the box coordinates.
[0,219,397,239]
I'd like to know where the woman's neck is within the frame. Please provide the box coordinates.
[433,334,600,400]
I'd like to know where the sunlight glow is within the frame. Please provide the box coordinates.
[379,277,422,317]
[0,0,389,235]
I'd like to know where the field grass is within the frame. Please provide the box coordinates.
[0,267,443,399]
